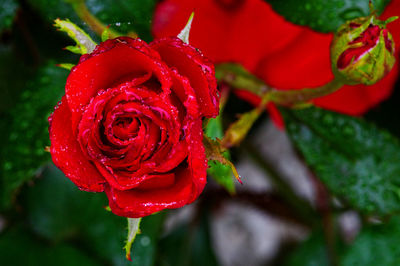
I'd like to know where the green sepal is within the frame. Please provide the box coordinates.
[124,217,142,261]
[203,135,242,185]
[54,18,97,54]
[56,63,75,70]
[205,116,236,194]
[101,26,111,42]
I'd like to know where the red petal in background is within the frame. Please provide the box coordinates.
[152,0,304,70]
[152,0,400,117]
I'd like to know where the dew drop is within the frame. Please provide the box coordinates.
[4,162,12,170]
[343,126,355,136]
[140,236,150,246]
[323,114,334,125]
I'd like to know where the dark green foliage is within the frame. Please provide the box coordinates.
[0,64,67,209]
[0,226,99,266]
[342,216,400,265]
[27,0,156,41]
[0,0,18,32]
[282,107,400,215]
[285,216,400,266]
[265,0,391,32]
[283,231,330,266]
[24,164,165,266]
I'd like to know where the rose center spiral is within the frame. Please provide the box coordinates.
[112,116,141,141]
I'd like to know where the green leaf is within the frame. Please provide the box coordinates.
[342,216,400,265]
[205,116,235,194]
[265,0,391,33]
[282,107,400,215]
[27,0,156,41]
[0,0,18,32]
[0,63,67,209]
[24,163,165,266]
[0,45,34,113]
[285,217,400,266]
[156,209,219,266]
[54,18,97,54]
[0,226,98,266]
[283,230,330,266]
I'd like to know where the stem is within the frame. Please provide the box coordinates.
[68,0,137,38]
[202,188,312,228]
[216,63,269,96]
[221,92,269,149]
[268,78,344,105]
[216,63,345,106]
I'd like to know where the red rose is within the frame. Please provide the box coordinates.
[49,37,219,217]
[152,0,400,126]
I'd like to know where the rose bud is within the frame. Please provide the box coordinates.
[49,37,219,218]
[331,15,398,85]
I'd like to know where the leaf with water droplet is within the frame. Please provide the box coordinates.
[282,106,400,215]
[1,63,67,210]
[265,0,391,33]
[24,164,165,266]
[284,215,400,265]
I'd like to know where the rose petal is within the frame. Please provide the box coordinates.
[151,37,219,118]
[105,119,207,218]
[105,165,194,217]
[135,173,176,190]
[66,38,172,130]
[49,97,105,192]
[185,119,207,201]
[170,69,200,118]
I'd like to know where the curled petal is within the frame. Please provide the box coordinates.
[185,119,207,201]
[170,69,200,118]
[66,37,172,130]
[49,97,105,192]
[151,37,219,118]
[105,166,194,217]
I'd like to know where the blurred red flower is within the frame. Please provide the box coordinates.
[153,0,400,126]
